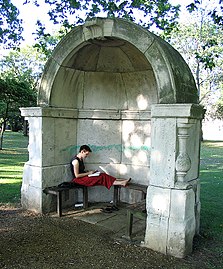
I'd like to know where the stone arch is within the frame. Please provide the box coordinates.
[20,18,205,259]
[38,18,198,108]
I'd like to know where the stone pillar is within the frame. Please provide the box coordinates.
[144,104,205,258]
[20,107,78,213]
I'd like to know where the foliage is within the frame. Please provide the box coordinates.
[0,0,222,123]
[187,0,223,28]
[0,77,36,146]
[0,46,45,142]
[208,86,223,120]
[0,46,46,87]
[40,0,180,35]
[0,0,23,49]
[33,23,66,57]
[169,3,223,120]
[1,0,181,52]
[0,0,222,53]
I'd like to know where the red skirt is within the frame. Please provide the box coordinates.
[71,173,116,190]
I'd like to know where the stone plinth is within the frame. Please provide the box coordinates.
[20,107,78,213]
[144,104,205,258]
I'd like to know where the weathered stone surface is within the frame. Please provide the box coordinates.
[38,18,198,106]
[167,189,196,258]
[145,212,169,254]
[20,18,205,258]
[150,117,177,188]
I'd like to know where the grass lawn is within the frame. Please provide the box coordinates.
[0,131,222,266]
[199,141,223,241]
[0,131,28,205]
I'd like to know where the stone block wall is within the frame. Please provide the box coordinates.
[144,104,205,258]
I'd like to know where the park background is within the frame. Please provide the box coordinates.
[0,0,222,268]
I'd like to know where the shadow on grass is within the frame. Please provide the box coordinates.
[0,182,22,204]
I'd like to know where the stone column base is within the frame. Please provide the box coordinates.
[144,185,196,258]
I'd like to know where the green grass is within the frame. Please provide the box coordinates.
[0,132,222,242]
[199,141,223,241]
[0,131,28,205]
[0,131,222,268]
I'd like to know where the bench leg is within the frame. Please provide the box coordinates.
[126,210,133,239]
[113,185,120,206]
[83,187,88,209]
[57,191,62,217]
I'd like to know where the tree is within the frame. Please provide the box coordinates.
[1,0,181,51]
[0,77,37,149]
[0,46,46,87]
[1,1,222,52]
[169,2,223,120]
[0,46,44,149]
[0,0,23,49]
[187,0,223,28]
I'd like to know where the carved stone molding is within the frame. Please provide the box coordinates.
[175,122,193,184]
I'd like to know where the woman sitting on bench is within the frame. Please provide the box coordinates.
[71,145,130,189]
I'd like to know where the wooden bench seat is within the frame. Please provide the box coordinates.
[113,183,147,206]
[43,184,89,217]
[43,182,147,217]
[43,184,121,217]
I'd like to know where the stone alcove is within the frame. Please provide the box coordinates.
[20,18,205,258]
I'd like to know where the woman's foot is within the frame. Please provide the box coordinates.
[123,178,131,186]
[113,178,131,187]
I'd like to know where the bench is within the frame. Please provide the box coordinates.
[114,183,147,206]
[43,183,121,217]
[126,199,147,240]
[43,182,147,217]
[43,184,88,217]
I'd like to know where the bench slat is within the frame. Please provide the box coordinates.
[43,185,88,217]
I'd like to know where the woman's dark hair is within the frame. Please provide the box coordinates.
[79,145,92,152]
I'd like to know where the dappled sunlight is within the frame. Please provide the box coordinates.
[119,164,128,174]
[151,150,162,163]
[121,119,151,169]
[137,94,148,110]
[143,123,151,133]
[109,157,118,163]
[152,194,168,214]
[202,141,223,148]
[144,137,151,147]
[132,150,148,165]
[122,121,135,142]
[123,148,132,158]
[0,175,22,179]
[137,150,148,162]
[130,133,142,147]
[0,178,21,183]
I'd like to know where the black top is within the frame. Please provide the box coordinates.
[70,156,85,178]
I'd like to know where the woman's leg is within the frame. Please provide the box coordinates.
[113,178,131,187]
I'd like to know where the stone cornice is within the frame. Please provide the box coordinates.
[20,107,151,120]
[151,104,205,119]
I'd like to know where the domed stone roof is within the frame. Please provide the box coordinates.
[38,18,198,107]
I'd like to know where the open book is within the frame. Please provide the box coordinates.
[88,171,101,177]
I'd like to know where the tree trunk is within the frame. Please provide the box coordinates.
[0,123,5,150]
[23,120,29,136]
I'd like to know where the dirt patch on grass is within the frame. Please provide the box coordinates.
[0,205,222,269]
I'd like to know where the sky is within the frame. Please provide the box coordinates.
[11,0,57,45]
[11,0,193,46]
